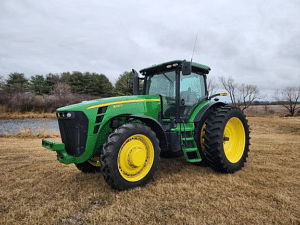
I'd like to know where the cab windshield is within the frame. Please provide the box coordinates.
[146,71,206,118]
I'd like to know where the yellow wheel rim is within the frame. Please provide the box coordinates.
[117,134,154,182]
[88,156,101,167]
[223,117,245,163]
[200,120,207,152]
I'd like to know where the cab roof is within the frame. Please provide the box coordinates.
[139,60,211,75]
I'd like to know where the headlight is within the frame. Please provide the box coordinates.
[57,111,75,119]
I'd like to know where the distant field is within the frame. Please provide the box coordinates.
[0,116,300,224]
[244,104,297,117]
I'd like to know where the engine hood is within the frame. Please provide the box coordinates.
[56,95,160,112]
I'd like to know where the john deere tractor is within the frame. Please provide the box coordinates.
[42,60,250,190]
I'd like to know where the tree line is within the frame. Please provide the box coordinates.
[0,72,299,116]
[0,71,136,96]
[0,71,135,113]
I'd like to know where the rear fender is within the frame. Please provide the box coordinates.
[193,102,226,123]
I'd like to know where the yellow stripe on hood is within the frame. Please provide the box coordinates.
[87,99,160,110]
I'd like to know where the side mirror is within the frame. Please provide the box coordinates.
[132,69,140,95]
[182,61,192,75]
[127,78,132,88]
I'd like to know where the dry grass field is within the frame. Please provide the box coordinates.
[0,116,300,224]
[244,104,298,117]
[0,111,56,119]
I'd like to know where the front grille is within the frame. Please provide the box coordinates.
[57,111,88,157]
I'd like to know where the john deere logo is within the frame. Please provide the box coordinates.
[113,104,123,108]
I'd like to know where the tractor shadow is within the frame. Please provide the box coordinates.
[156,156,213,178]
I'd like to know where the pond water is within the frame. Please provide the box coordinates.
[0,118,59,135]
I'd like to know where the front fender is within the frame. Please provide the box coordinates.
[129,115,168,151]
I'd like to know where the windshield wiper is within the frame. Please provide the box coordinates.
[162,72,173,83]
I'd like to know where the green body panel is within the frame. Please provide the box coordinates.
[188,100,210,122]
[44,95,161,164]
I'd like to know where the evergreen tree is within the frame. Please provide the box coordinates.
[62,71,85,94]
[62,71,113,96]
[83,72,113,96]
[45,73,60,94]
[6,72,29,93]
[29,75,45,95]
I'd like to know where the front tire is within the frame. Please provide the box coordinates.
[100,123,160,190]
[204,106,250,173]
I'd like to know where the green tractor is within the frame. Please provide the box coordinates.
[42,60,250,190]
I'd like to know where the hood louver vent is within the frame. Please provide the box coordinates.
[93,106,107,134]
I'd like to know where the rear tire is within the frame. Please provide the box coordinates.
[194,106,220,166]
[100,123,160,190]
[204,106,250,173]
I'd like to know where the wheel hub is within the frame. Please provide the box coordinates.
[128,147,147,168]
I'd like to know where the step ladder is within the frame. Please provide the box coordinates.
[179,126,202,163]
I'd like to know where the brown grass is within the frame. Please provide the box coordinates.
[0,111,56,119]
[0,116,300,224]
[244,104,297,117]
[1,128,60,139]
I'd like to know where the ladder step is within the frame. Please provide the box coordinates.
[181,127,194,132]
[184,147,198,152]
[189,158,202,163]
[183,137,194,141]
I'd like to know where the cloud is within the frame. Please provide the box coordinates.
[0,0,299,95]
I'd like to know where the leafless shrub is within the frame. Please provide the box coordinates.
[219,76,260,111]
[1,89,101,113]
[16,128,37,138]
[37,128,60,138]
[51,83,71,99]
[274,86,300,116]
[6,92,36,112]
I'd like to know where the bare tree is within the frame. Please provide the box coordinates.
[219,76,260,111]
[207,77,219,96]
[237,83,260,111]
[51,83,71,100]
[274,86,300,116]
[219,76,238,106]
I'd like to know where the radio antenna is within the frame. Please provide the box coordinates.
[191,33,198,62]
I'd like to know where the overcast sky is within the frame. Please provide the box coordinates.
[1,0,299,98]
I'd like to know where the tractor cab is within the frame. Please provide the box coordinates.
[137,60,210,122]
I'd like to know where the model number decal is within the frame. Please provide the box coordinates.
[113,104,123,108]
